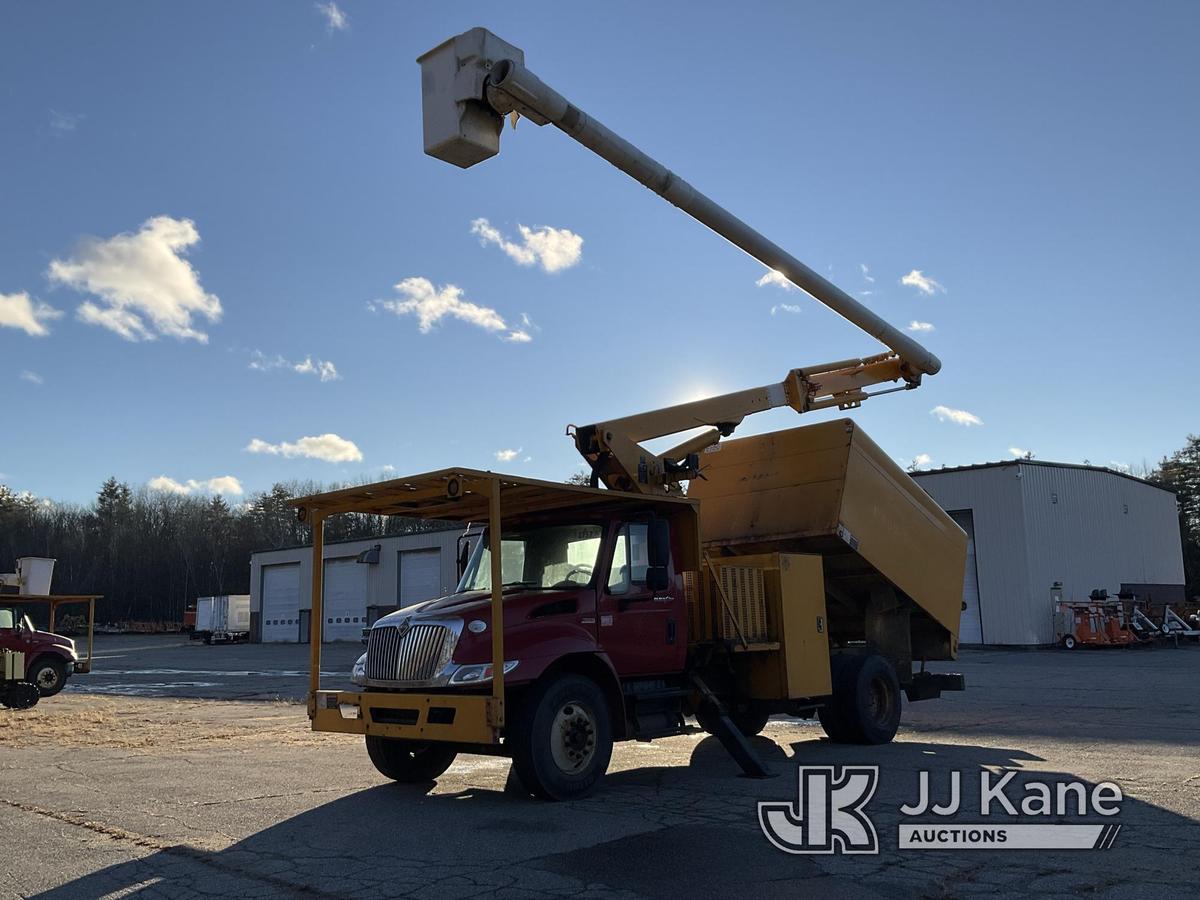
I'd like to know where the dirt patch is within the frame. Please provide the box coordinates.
[0,693,351,750]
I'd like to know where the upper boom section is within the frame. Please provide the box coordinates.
[416,28,941,378]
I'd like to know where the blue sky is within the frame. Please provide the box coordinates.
[2,1,1197,504]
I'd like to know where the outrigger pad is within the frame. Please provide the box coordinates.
[690,675,774,779]
[904,672,966,702]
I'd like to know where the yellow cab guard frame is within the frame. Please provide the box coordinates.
[292,469,698,747]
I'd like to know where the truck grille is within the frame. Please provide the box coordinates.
[365,623,453,682]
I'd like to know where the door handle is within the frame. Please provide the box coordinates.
[666,618,676,645]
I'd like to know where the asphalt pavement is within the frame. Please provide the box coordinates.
[65,634,364,700]
[2,640,1198,899]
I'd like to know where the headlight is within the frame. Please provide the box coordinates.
[449,660,518,685]
[351,653,367,686]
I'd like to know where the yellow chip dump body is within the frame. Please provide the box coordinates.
[688,419,967,656]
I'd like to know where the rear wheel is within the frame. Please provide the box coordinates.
[696,704,770,737]
[27,657,68,697]
[818,654,902,745]
[365,736,457,782]
[1,681,40,709]
[510,674,613,801]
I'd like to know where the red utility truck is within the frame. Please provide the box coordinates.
[0,604,84,696]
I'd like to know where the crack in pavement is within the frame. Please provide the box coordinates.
[0,798,355,899]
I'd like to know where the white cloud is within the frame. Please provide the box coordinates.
[380,464,396,474]
[48,216,221,342]
[931,405,983,427]
[911,453,932,468]
[18,370,44,385]
[248,351,287,372]
[373,277,529,342]
[148,475,244,496]
[246,433,363,463]
[860,263,875,283]
[756,269,794,291]
[1109,460,1130,473]
[0,291,63,337]
[771,303,802,315]
[494,448,521,462]
[49,109,84,134]
[470,218,582,273]
[293,356,340,382]
[315,1,348,31]
[900,269,945,295]
[1009,447,1033,459]
[907,320,935,332]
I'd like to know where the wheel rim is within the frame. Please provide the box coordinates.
[550,701,598,774]
[865,675,894,726]
[35,667,60,691]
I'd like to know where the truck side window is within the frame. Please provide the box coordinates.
[608,529,631,594]
[608,523,652,594]
[0,609,12,629]
[628,523,650,583]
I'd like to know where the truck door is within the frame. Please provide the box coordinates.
[597,520,685,676]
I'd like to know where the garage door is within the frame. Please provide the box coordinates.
[399,549,441,607]
[323,558,368,641]
[262,564,300,643]
[949,510,983,644]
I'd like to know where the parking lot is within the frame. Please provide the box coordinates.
[2,639,1199,899]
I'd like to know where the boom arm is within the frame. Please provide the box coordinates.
[572,352,913,494]
[418,29,942,494]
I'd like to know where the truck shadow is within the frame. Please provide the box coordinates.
[29,735,1197,899]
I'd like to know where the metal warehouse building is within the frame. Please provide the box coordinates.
[249,529,462,642]
[912,461,1185,646]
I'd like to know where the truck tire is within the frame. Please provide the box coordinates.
[1,681,40,709]
[27,657,68,697]
[696,704,770,738]
[510,673,613,801]
[818,654,901,745]
[365,736,457,782]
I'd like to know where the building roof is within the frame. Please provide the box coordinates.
[911,459,1172,493]
[249,523,463,558]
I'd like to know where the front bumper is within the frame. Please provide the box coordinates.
[310,689,501,744]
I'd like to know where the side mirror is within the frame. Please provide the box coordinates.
[646,566,669,592]
[647,518,671,568]
[457,539,471,580]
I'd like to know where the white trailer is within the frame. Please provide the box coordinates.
[194,595,250,644]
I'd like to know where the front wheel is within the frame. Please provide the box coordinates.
[27,657,68,697]
[365,736,457,782]
[510,674,613,801]
[1061,635,1077,650]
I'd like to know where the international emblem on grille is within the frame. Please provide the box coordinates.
[365,621,455,682]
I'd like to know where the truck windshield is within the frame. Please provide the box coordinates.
[456,523,604,593]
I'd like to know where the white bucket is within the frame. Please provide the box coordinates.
[17,557,55,595]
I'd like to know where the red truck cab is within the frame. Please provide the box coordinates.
[0,605,80,696]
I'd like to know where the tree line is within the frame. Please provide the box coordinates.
[1,434,1197,626]
[1149,434,1200,600]
[0,477,443,625]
